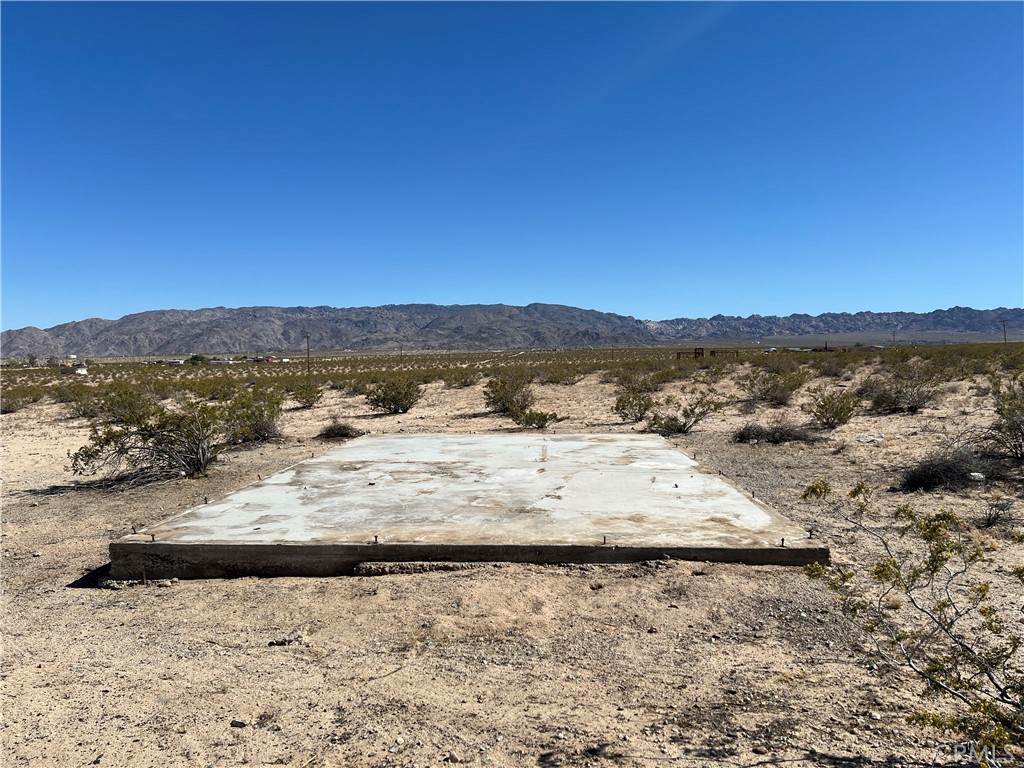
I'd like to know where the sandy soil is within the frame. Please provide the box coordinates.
[2,371,1021,767]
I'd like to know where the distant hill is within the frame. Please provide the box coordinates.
[1,304,1021,358]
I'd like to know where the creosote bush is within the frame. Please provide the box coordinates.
[803,481,1023,749]
[536,364,585,386]
[645,389,730,436]
[739,369,810,407]
[224,387,285,443]
[987,374,1024,462]
[365,377,422,414]
[291,379,324,409]
[0,384,44,414]
[510,409,561,429]
[483,370,535,415]
[443,368,480,389]
[70,395,223,486]
[613,391,654,423]
[858,366,938,414]
[803,386,859,429]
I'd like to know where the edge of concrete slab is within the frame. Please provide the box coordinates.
[108,541,830,580]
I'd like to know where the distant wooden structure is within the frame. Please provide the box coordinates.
[682,348,740,360]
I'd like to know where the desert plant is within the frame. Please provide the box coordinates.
[224,387,285,443]
[987,375,1024,462]
[803,386,859,429]
[645,389,729,436]
[536,365,585,386]
[484,370,535,415]
[733,418,817,444]
[612,369,672,394]
[66,384,102,419]
[317,417,364,441]
[510,409,561,429]
[613,391,654,423]
[365,377,422,414]
[977,498,1018,530]
[70,395,223,485]
[739,369,810,407]
[291,379,323,409]
[803,481,1023,749]
[0,384,44,414]
[899,448,997,493]
[443,368,480,389]
[98,386,159,425]
[858,366,939,414]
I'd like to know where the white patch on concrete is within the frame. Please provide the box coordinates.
[136,434,809,549]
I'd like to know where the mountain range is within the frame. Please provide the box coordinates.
[2,304,1021,358]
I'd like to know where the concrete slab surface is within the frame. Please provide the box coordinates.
[109,434,828,578]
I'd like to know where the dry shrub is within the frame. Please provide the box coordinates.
[317,418,364,441]
[733,418,817,444]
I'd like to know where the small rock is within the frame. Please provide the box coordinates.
[969,473,985,482]
[230,719,247,728]
[753,745,769,755]
[31,551,41,558]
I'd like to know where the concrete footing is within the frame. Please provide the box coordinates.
[109,434,828,579]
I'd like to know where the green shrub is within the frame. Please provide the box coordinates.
[70,395,223,485]
[99,386,159,425]
[365,377,422,414]
[809,355,849,378]
[613,391,654,423]
[803,482,1023,748]
[510,409,561,429]
[536,365,585,386]
[292,379,323,409]
[858,363,939,414]
[67,384,102,418]
[484,370,535,414]
[443,368,481,389]
[0,384,44,414]
[645,389,729,436]
[739,369,810,406]
[988,375,1024,462]
[613,370,670,394]
[803,386,859,429]
[224,387,285,443]
[858,375,938,414]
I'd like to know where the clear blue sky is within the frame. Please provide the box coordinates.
[2,2,1022,331]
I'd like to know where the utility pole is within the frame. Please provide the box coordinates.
[1003,320,1008,345]
[305,334,311,376]
[892,329,897,347]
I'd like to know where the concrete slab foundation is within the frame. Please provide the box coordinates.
[109,434,828,579]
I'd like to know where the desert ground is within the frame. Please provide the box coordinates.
[2,351,1021,767]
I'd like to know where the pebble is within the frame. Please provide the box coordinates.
[753,746,769,755]
[32,551,41,557]
[230,719,247,728]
